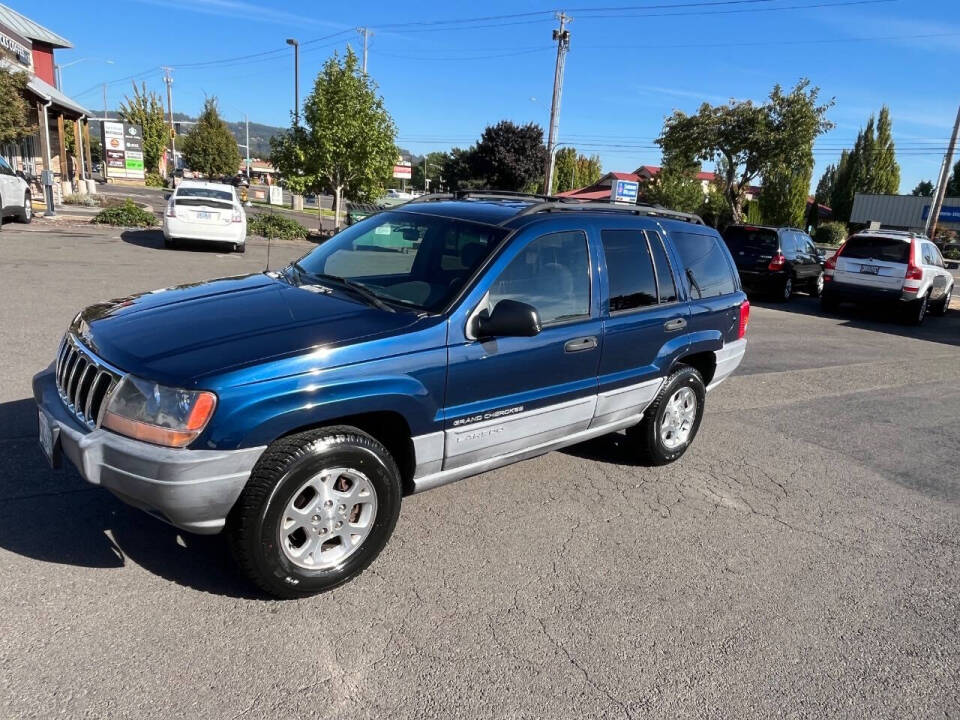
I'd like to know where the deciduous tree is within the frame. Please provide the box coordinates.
[472,120,546,191]
[119,82,168,174]
[656,79,833,223]
[181,98,241,180]
[553,147,577,193]
[0,68,34,145]
[911,180,934,196]
[270,48,396,228]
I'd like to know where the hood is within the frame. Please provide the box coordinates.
[73,273,421,384]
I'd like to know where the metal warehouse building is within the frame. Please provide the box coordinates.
[851,193,960,232]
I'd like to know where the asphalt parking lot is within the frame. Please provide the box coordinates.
[1,225,959,718]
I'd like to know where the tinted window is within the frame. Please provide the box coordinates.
[842,236,910,264]
[0,157,12,175]
[488,231,590,325]
[647,230,678,303]
[672,232,738,298]
[601,230,658,311]
[722,226,778,255]
[294,210,508,311]
[176,187,234,203]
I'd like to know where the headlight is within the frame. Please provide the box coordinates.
[101,375,217,448]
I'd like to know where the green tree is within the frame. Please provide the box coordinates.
[873,106,900,194]
[270,48,396,228]
[410,151,449,192]
[758,154,813,227]
[575,154,603,187]
[643,157,704,212]
[947,160,960,196]
[657,78,833,223]
[472,120,546,191]
[181,98,240,180]
[119,82,168,174]
[911,180,934,196]
[440,147,482,191]
[553,147,577,193]
[814,163,837,205]
[0,68,35,145]
[830,149,854,221]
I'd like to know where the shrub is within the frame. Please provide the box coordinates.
[247,212,308,240]
[62,193,100,207]
[91,199,157,227]
[145,172,166,187]
[945,247,960,261]
[814,221,847,247]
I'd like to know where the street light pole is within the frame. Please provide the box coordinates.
[286,38,300,126]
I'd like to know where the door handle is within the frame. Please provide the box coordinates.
[564,336,598,353]
[664,317,687,332]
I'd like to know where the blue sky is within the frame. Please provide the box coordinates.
[29,0,960,193]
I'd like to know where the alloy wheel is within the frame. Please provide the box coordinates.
[783,277,792,300]
[279,467,378,570]
[23,193,31,220]
[660,387,697,450]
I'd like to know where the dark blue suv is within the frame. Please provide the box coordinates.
[34,193,749,597]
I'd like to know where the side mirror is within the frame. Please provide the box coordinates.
[475,299,541,338]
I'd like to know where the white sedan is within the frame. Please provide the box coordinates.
[163,181,247,253]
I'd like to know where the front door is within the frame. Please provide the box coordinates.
[443,228,602,470]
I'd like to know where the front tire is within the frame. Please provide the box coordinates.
[227,426,402,599]
[16,192,32,223]
[811,271,824,297]
[627,366,706,466]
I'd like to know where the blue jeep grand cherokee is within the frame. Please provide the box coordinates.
[34,192,749,597]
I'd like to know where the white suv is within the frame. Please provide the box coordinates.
[0,156,32,228]
[821,230,953,324]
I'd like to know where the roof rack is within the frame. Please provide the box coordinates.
[404,189,554,205]
[507,201,705,226]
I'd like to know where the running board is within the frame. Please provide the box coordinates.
[411,412,644,494]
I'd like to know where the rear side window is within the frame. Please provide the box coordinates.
[842,236,910,264]
[647,230,678,303]
[722,226,778,254]
[600,230,657,311]
[672,232,738,298]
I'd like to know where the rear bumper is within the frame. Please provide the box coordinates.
[822,280,913,304]
[737,269,785,292]
[163,218,245,244]
[33,365,264,534]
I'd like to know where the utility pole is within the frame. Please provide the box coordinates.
[926,104,960,240]
[162,67,176,178]
[357,27,372,73]
[245,114,251,180]
[544,12,571,197]
[286,38,300,125]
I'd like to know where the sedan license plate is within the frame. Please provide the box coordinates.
[859,264,880,275]
[38,409,61,469]
[195,211,216,220]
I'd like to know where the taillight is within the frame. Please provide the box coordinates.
[905,239,922,280]
[823,242,845,276]
[738,300,750,339]
[768,253,786,271]
[165,202,176,218]
[231,207,242,223]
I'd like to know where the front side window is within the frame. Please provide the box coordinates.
[293,210,508,312]
[487,231,590,325]
[672,231,738,298]
[601,230,658,311]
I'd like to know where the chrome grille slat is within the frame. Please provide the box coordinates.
[53,335,123,430]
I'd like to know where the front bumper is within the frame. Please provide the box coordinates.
[33,365,264,534]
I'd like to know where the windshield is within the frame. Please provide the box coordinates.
[842,236,910,264]
[722,226,778,253]
[291,210,509,311]
[176,188,234,203]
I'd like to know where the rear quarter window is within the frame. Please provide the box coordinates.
[671,231,738,298]
[842,237,910,264]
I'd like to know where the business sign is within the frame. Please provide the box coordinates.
[393,163,412,180]
[101,122,145,181]
[611,179,639,204]
[922,204,960,224]
[268,185,284,205]
[0,23,32,67]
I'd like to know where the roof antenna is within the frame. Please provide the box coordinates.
[265,231,272,272]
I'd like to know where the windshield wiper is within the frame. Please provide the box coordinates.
[313,273,396,313]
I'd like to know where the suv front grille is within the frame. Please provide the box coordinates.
[54,335,122,429]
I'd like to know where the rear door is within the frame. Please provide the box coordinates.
[594,225,688,426]
[722,226,780,275]
[834,235,910,291]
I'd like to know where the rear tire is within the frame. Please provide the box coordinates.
[775,276,793,303]
[905,292,929,326]
[810,272,824,297]
[627,366,706,466]
[163,237,175,249]
[235,242,246,254]
[227,426,402,599]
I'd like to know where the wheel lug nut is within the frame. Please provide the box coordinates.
[312,515,321,523]
[319,527,328,535]
[323,499,333,508]
[338,504,346,513]
[335,521,343,529]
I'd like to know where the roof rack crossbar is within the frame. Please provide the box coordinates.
[506,201,705,226]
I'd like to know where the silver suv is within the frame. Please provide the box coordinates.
[821,229,954,324]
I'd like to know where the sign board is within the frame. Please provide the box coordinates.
[922,204,960,224]
[393,163,412,180]
[611,179,639,204]
[0,23,32,67]
[101,122,146,181]
[268,185,284,205]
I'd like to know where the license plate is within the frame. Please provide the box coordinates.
[196,211,214,220]
[38,408,61,469]
[859,265,880,275]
